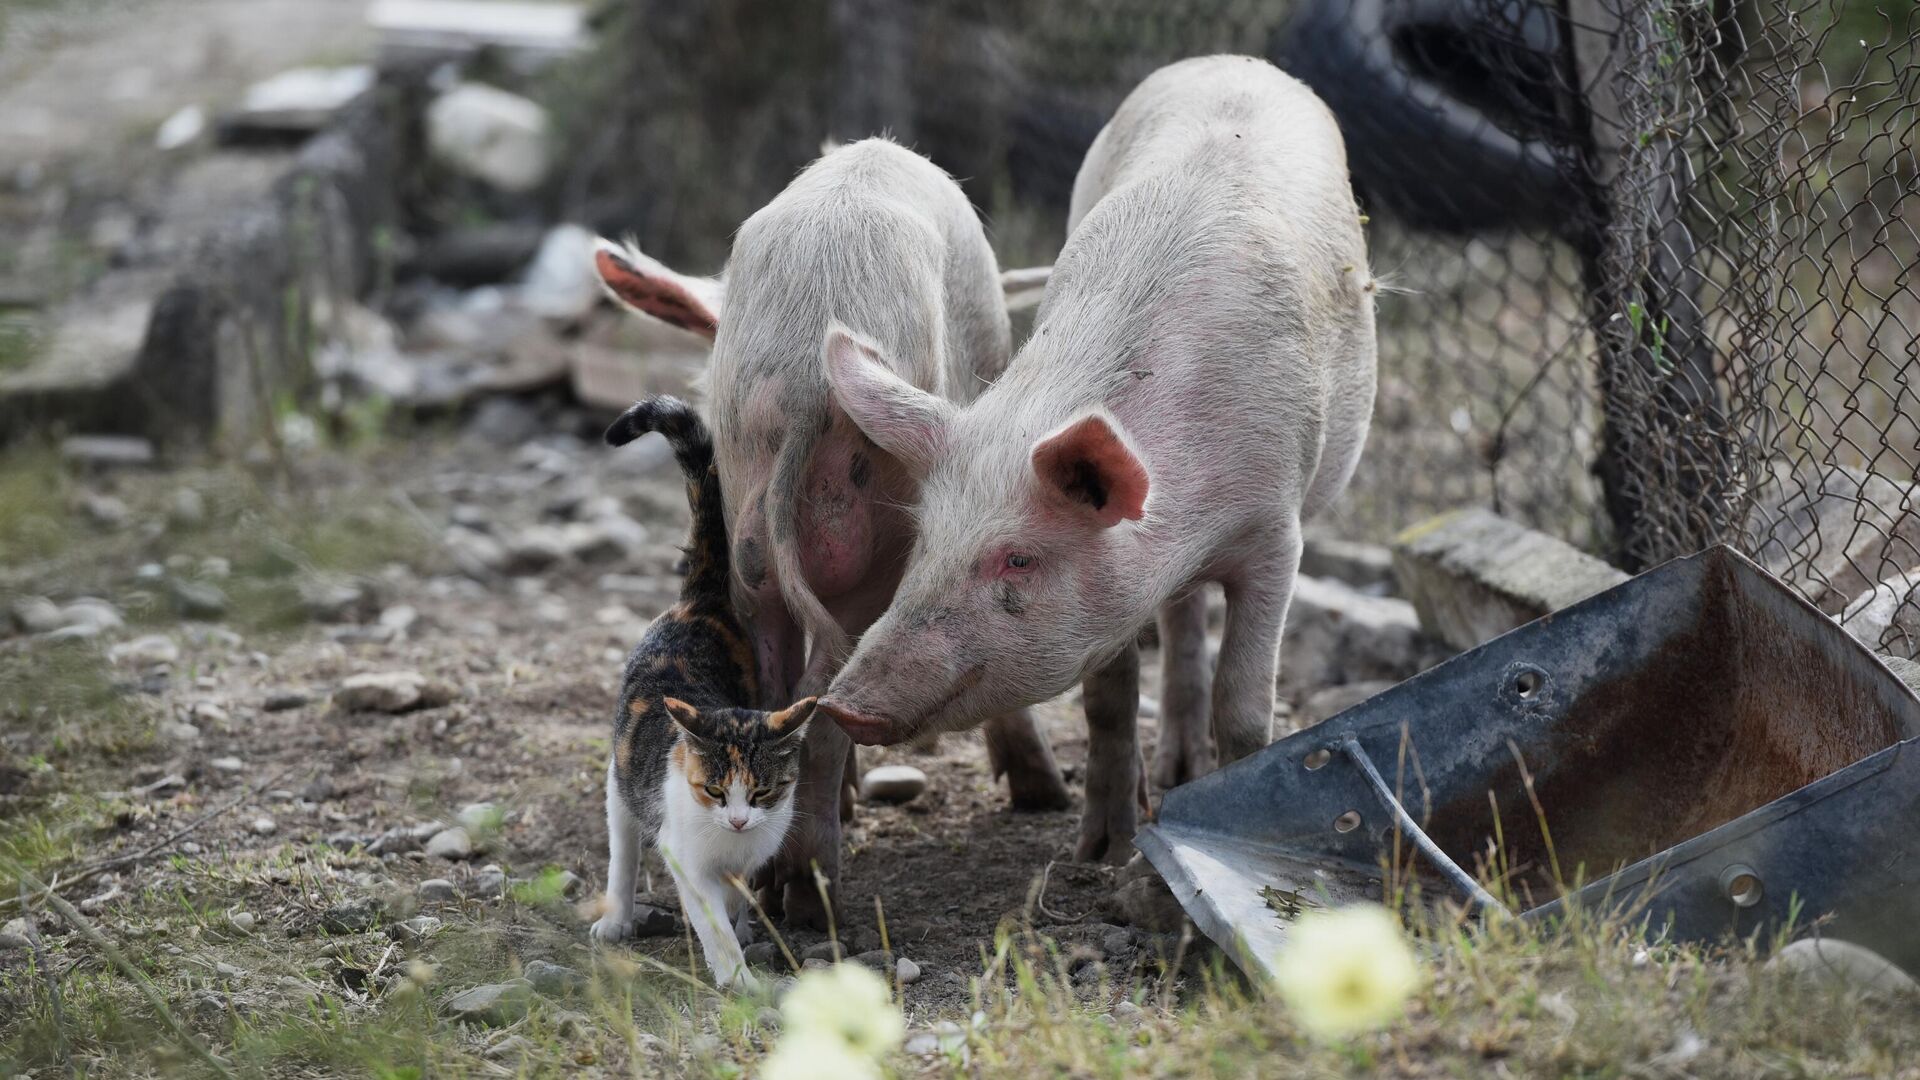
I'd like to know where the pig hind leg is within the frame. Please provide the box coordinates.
[1075,642,1148,864]
[1211,526,1303,765]
[1151,588,1216,790]
[985,708,1071,811]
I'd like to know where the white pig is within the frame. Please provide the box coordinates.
[815,57,1377,862]
[591,138,1069,926]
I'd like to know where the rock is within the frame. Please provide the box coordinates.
[390,915,443,943]
[226,66,375,139]
[335,671,456,714]
[503,526,569,574]
[464,396,545,446]
[210,756,244,773]
[1297,680,1396,728]
[59,435,154,468]
[321,897,384,935]
[485,1034,532,1059]
[198,557,230,580]
[299,576,375,622]
[228,911,257,933]
[517,224,602,319]
[1393,508,1629,651]
[367,0,590,57]
[1768,938,1919,999]
[550,869,587,900]
[250,816,278,836]
[802,940,844,963]
[1111,1000,1145,1026]
[379,604,419,634]
[191,702,230,727]
[155,105,208,151]
[58,598,124,634]
[299,774,335,802]
[11,597,65,635]
[168,488,207,529]
[456,802,503,834]
[1840,569,1920,658]
[426,83,552,193]
[0,917,33,951]
[325,831,366,850]
[418,879,459,902]
[78,491,130,527]
[851,949,891,972]
[169,578,229,619]
[1282,576,1443,696]
[801,957,833,972]
[523,959,585,996]
[444,526,508,576]
[110,634,179,667]
[159,720,202,743]
[628,903,680,936]
[426,827,475,860]
[904,1020,966,1056]
[465,866,509,898]
[263,690,311,712]
[442,979,533,1026]
[896,957,922,985]
[860,764,928,804]
[1101,855,1190,934]
[1301,535,1396,592]
[744,941,783,969]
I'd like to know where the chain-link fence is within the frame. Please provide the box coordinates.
[569,0,1919,657]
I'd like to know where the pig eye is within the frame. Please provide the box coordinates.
[1005,553,1034,572]
[703,784,727,802]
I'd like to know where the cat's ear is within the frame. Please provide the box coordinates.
[766,697,818,744]
[663,698,712,741]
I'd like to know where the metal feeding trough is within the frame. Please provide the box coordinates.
[1138,545,1920,983]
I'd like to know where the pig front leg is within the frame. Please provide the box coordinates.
[1151,589,1215,790]
[985,708,1071,811]
[770,713,850,930]
[1075,642,1148,863]
[1211,528,1303,765]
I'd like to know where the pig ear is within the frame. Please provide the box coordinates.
[592,237,723,340]
[1030,411,1151,528]
[822,322,956,477]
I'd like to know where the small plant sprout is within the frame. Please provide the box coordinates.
[1271,903,1421,1040]
[766,962,905,1078]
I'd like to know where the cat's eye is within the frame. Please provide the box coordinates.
[1005,553,1034,571]
[751,787,776,805]
[702,784,726,802]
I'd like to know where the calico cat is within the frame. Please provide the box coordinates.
[590,395,816,991]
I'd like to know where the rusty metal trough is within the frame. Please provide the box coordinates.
[1138,545,1920,983]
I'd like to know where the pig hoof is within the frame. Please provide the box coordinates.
[1150,744,1215,791]
[1006,768,1072,812]
[780,882,835,932]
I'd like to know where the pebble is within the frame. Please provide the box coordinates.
[0,918,33,951]
[263,690,311,712]
[1768,938,1919,998]
[379,604,418,633]
[159,720,201,742]
[896,957,922,985]
[503,527,568,574]
[191,701,230,726]
[198,556,230,580]
[523,959,585,996]
[442,980,532,1026]
[425,827,474,860]
[456,802,502,834]
[334,671,456,714]
[228,911,257,933]
[743,941,783,969]
[626,903,680,936]
[57,598,125,634]
[210,756,244,773]
[110,634,179,667]
[390,915,443,943]
[905,1020,966,1056]
[465,865,508,897]
[60,435,154,468]
[79,492,130,527]
[321,896,383,934]
[168,488,207,528]
[417,878,459,902]
[485,1035,532,1060]
[801,957,832,972]
[169,578,229,619]
[859,764,928,803]
[11,597,65,635]
[802,940,844,963]
[1111,1000,1145,1026]
[250,816,277,836]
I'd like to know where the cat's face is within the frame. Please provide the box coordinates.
[665,697,816,834]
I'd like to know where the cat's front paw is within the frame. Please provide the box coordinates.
[590,914,636,943]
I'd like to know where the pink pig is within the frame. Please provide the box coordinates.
[815,57,1378,862]
[592,139,1069,925]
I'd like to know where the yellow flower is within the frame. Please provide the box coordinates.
[1272,903,1421,1039]
[761,1031,883,1080]
[778,962,905,1059]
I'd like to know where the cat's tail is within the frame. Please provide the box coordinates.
[604,396,729,601]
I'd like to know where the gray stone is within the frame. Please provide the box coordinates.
[895,956,922,985]
[802,940,844,963]
[1300,535,1396,592]
[517,224,602,320]
[1100,855,1190,934]
[11,597,65,635]
[1840,569,1920,658]
[210,756,245,773]
[168,488,207,529]
[110,634,179,667]
[169,578,229,619]
[417,878,458,902]
[486,1034,533,1060]
[249,816,277,836]
[444,526,509,576]
[159,720,202,743]
[368,0,589,58]
[320,896,384,934]
[1768,937,1919,999]
[851,949,891,972]
[300,576,375,622]
[627,903,680,936]
[904,1021,966,1056]
[743,941,783,969]
[390,915,443,943]
[1099,926,1135,960]
[1282,575,1442,696]
[334,671,455,714]
[426,827,475,860]
[426,83,551,193]
[368,827,422,856]
[0,917,33,951]
[523,959,585,996]
[860,764,928,804]
[1393,508,1629,651]
[442,979,533,1026]
[465,866,509,898]
[58,598,125,634]
[503,526,569,574]
[59,435,154,468]
[78,491,130,527]
[456,802,503,834]
[263,690,311,711]
[228,66,375,138]
[1297,680,1396,728]
[801,957,832,972]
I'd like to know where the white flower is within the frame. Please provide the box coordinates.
[761,1031,883,1080]
[1272,903,1421,1039]
[778,962,905,1059]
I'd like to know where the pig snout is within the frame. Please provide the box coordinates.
[815,698,898,745]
